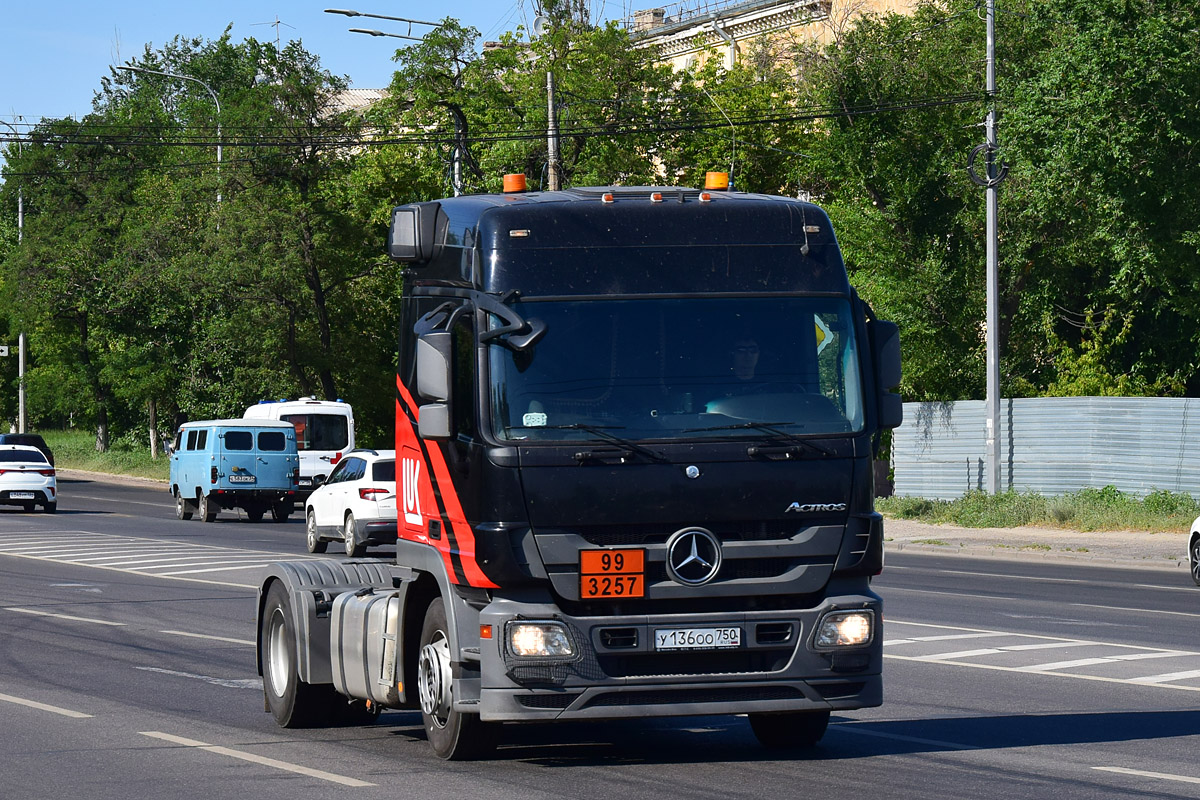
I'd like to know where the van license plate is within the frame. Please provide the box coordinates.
[655,627,741,651]
[228,475,256,484]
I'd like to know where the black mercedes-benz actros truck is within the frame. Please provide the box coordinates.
[256,175,903,760]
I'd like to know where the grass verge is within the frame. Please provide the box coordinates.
[877,487,1199,533]
[39,430,169,482]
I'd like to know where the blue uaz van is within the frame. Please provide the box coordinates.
[169,419,300,522]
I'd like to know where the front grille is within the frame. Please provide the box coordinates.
[577,521,802,546]
[599,627,639,648]
[582,686,804,708]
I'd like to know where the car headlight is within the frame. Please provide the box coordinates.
[507,621,575,658]
[815,610,875,648]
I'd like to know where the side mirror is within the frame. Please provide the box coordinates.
[311,475,326,488]
[871,321,903,429]
[416,331,453,440]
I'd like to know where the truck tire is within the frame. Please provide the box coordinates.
[261,581,340,727]
[748,710,830,748]
[199,493,218,522]
[306,510,328,554]
[418,597,497,760]
[174,492,194,520]
[344,512,366,558]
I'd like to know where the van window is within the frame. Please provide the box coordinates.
[197,430,208,449]
[258,431,287,451]
[225,431,253,450]
[186,430,198,450]
[372,460,395,482]
[281,413,349,451]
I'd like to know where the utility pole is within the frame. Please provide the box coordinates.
[546,69,561,191]
[2,118,27,433]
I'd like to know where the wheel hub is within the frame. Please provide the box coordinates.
[418,632,452,725]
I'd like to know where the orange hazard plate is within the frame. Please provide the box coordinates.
[580,548,645,599]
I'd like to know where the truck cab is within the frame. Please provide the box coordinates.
[256,179,902,759]
[170,419,299,522]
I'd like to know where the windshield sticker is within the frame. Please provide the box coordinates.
[523,412,548,427]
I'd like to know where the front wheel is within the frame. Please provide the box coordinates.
[175,492,194,521]
[305,511,327,554]
[418,598,497,760]
[748,710,831,749]
[260,581,340,727]
[1190,536,1200,587]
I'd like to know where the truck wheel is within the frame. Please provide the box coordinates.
[199,493,218,522]
[418,597,497,760]
[261,581,338,727]
[305,510,327,554]
[748,710,831,748]
[344,512,366,558]
[174,492,194,520]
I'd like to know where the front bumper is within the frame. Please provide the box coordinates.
[475,591,881,722]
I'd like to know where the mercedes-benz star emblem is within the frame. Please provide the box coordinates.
[664,528,722,586]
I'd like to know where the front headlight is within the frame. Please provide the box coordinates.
[507,621,575,658]
[815,610,875,648]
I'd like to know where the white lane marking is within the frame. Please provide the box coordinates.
[1094,766,1200,786]
[0,691,93,718]
[1017,657,1114,671]
[884,654,1200,692]
[917,648,1003,661]
[1072,602,1200,619]
[4,607,126,626]
[135,667,261,690]
[832,724,978,751]
[935,569,1087,584]
[1131,669,1200,685]
[159,630,255,646]
[156,564,270,576]
[139,731,375,787]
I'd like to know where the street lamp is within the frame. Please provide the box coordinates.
[1,118,27,433]
[324,8,439,34]
[116,65,222,205]
[348,28,425,41]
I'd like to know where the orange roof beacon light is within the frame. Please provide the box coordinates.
[503,173,528,193]
[704,171,730,191]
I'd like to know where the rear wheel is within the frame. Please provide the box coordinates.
[174,492,194,521]
[43,501,57,514]
[748,710,831,749]
[199,493,218,522]
[1190,536,1200,587]
[260,581,340,727]
[344,512,366,558]
[418,597,497,760]
[305,510,327,554]
[246,506,265,523]
[21,501,35,513]
[271,501,291,523]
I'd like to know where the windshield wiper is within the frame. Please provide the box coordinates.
[520,423,669,464]
[683,421,834,457]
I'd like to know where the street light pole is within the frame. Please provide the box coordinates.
[117,66,222,205]
[1,119,26,433]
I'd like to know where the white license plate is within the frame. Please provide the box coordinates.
[298,478,313,487]
[10,491,35,499]
[228,475,256,484]
[654,627,741,651]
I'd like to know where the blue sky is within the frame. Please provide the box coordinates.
[1,1,632,130]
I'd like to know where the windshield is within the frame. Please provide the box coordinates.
[489,297,864,442]
[281,413,349,451]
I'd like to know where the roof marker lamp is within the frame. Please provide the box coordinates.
[815,610,874,648]
[507,621,575,658]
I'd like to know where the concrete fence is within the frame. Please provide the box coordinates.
[892,397,1200,500]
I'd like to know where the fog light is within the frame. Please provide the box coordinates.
[815,610,874,648]
[507,621,575,658]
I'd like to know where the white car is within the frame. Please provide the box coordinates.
[1190,516,1200,587]
[305,448,397,557]
[0,444,57,513]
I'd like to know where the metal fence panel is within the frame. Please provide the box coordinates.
[892,397,1200,499]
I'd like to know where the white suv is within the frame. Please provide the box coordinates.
[0,444,57,513]
[305,449,397,557]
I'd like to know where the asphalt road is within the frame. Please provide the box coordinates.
[0,475,1197,799]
